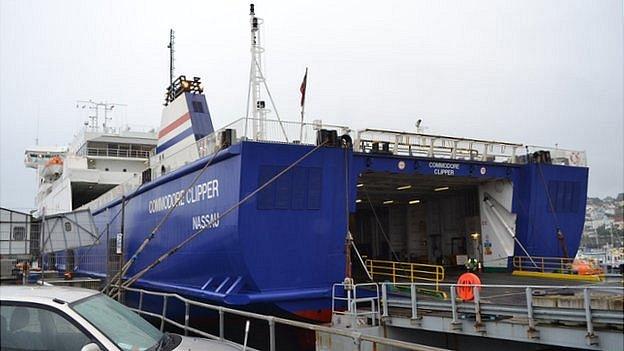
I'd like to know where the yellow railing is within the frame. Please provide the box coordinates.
[366,259,445,291]
[512,256,602,276]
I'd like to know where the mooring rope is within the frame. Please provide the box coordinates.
[104,141,222,295]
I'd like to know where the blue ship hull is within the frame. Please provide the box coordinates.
[62,140,587,322]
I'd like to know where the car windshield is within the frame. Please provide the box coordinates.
[71,293,162,351]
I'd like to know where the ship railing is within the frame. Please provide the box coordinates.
[234,117,350,145]
[82,147,151,159]
[331,282,381,327]
[512,256,603,276]
[334,282,624,344]
[149,117,349,178]
[355,128,523,163]
[368,282,624,342]
[79,123,157,136]
[70,124,156,155]
[366,259,445,294]
[117,285,448,351]
[196,117,349,157]
[525,145,587,167]
[354,128,587,167]
[147,118,588,182]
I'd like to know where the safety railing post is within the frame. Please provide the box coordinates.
[138,290,144,311]
[184,302,190,336]
[219,308,224,341]
[541,257,545,272]
[370,296,376,326]
[410,283,419,322]
[269,317,276,351]
[436,267,441,291]
[525,287,539,339]
[392,262,396,283]
[331,285,335,313]
[353,333,362,351]
[376,284,381,324]
[353,286,358,322]
[583,288,598,345]
[450,285,461,330]
[160,296,168,332]
[428,139,434,158]
[411,264,414,283]
[381,283,388,318]
[473,286,484,333]
[347,289,353,313]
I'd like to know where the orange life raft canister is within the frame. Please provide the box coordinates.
[456,272,481,301]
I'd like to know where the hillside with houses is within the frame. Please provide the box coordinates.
[582,193,624,249]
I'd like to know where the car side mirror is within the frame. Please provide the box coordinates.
[80,343,101,351]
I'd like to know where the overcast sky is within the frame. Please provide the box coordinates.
[1,0,622,211]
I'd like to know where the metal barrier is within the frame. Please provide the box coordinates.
[355,129,523,164]
[119,285,449,351]
[331,283,381,326]
[149,117,349,178]
[374,281,624,346]
[513,256,603,276]
[354,128,587,167]
[147,118,588,182]
[366,259,445,291]
[85,147,151,159]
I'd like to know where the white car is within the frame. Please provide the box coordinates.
[0,285,241,351]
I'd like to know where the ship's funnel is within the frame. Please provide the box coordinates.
[156,76,214,155]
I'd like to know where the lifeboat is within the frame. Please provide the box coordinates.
[41,156,64,181]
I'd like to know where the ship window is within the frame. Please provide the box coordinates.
[123,169,127,172]
[12,226,26,241]
[192,101,204,113]
[105,168,109,171]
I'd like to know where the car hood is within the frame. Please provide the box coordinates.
[173,335,241,351]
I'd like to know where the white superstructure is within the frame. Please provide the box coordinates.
[25,102,157,216]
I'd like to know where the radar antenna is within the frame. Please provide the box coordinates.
[245,3,288,142]
[76,100,127,133]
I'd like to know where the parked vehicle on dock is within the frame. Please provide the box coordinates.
[0,285,239,351]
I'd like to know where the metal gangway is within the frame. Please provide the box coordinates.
[331,281,624,351]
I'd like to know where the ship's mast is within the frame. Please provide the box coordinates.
[244,4,289,142]
[168,29,175,89]
[248,3,267,140]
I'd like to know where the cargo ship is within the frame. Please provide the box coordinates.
[25,4,589,323]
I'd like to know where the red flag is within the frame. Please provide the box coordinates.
[299,68,308,107]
